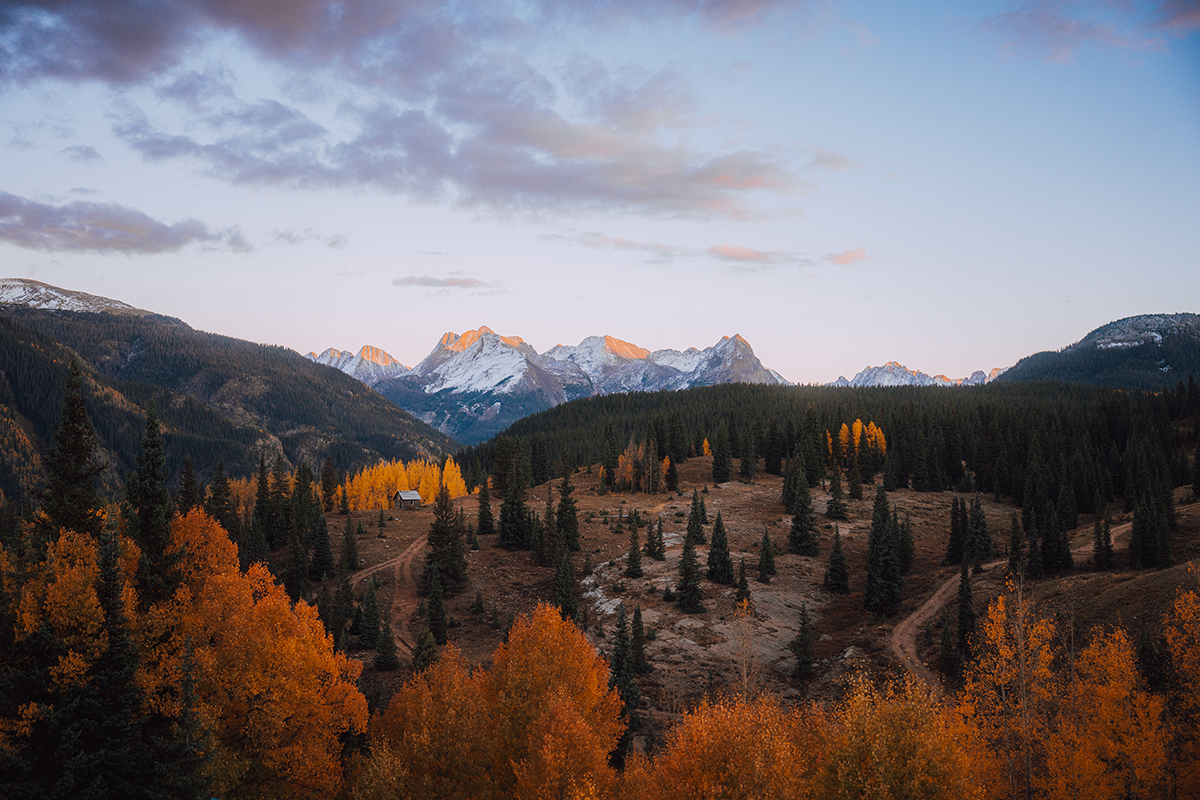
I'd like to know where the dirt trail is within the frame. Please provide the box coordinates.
[352,533,427,657]
[889,520,1133,692]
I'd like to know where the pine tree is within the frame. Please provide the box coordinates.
[477,479,495,536]
[645,518,666,561]
[125,404,179,608]
[706,511,734,584]
[1008,512,1024,576]
[203,460,238,539]
[338,484,350,515]
[947,497,966,565]
[557,473,580,552]
[320,455,338,512]
[826,467,848,520]
[757,529,776,583]
[790,603,814,679]
[554,552,578,621]
[739,430,757,483]
[359,578,383,650]
[864,486,891,611]
[176,456,202,516]
[686,489,707,545]
[676,535,705,613]
[609,603,640,722]
[848,449,863,501]
[37,359,106,547]
[340,516,360,573]
[265,455,292,549]
[283,527,310,602]
[898,513,914,576]
[425,483,467,592]
[823,527,850,594]
[427,564,448,646]
[374,620,401,671]
[735,557,751,603]
[712,421,732,484]
[625,526,643,578]
[967,496,991,562]
[955,560,976,662]
[665,457,679,493]
[788,482,819,556]
[632,605,650,674]
[781,455,801,514]
[309,512,335,581]
[409,626,437,673]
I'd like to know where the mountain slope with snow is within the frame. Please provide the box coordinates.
[306,345,409,385]
[0,277,154,316]
[829,361,1006,388]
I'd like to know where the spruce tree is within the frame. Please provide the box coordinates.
[554,552,578,621]
[126,404,179,608]
[645,518,666,561]
[477,479,495,536]
[665,457,679,493]
[848,450,863,501]
[625,526,643,578]
[557,473,580,552]
[320,455,338,512]
[176,456,202,517]
[823,527,850,594]
[203,460,238,539]
[956,560,976,661]
[1008,512,1024,576]
[788,482,819,556]
[309,512,335,581]
[781,455,801,514]
[706,511,734,584]
[410,626,437,673]
[757,529,776,583]
[427,564,448,646]
[609,603,640,722]
[632,605,650,674]
[735,557,751,603]
[686,490,707,545]
[947,497,966,565]
[425,483,467,592]
[338,484,350,515]
[539,482,559,567]
[340,516,360,573]
[283,527,310,602]
[739,430,756,483]
[359,578,383,650]
[37,359,106,547]
[864,486,891,611]
[826,468,848,520]
[790,603,814,679]
[374,620,401,671]
[676,535,705,613]
[712,422,732,484]
[898,513,914,576]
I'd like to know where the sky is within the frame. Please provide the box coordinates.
[1,0,1198,384]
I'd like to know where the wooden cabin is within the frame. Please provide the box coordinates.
[392,490,422,509]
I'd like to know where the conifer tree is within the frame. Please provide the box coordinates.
[947,497,966,565]
[1093,513,1114,571]
[1008,512,1024,576]
[699,494,708,524]
[848,449,863,501]
[609,603,640,723]
[320,455,338,512]
[665,457,679,493]
[823,527,850,595]
[625,526,643,578]
[781,455,801,514]
[712,421,732,484]
[339,516,360,573]
[898,512,914,576]
[283,527,310,602]
[790,603,814,679]
[37,359,106,547]
[676,535,705,613]
[967,496,991,561]
[126,404,179,608]
[955,560,976,662]
[865,486,891,610]
[764,420,783,476]
[739,430,757,483]
[425,483,467,592]
[686,489,707,545]
[176,456,202,516]
[792,482,820,556]
[309,512,335,581]
[557,473,580,552]
[706,511,734,584]
[203,460,238,539]
[645,518,666,561]
[338,484,350,515]
[410,626,437,673]
[632,605,650,674]
[554,552,578,621]
[735,557,751,603]
[477,478,495,536]
[266,455,292,549]
[826,467,848,520]
[427,564,448,646]
[757,529,776,583]
[359,578,383,650]
[374,619,401,671]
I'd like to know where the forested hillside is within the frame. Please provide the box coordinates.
[0,308,458,503]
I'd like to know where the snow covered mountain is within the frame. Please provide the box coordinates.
[369,327,788,444]
[305,345,409,385]
[829,361,1006,388]
[0,277,153,316]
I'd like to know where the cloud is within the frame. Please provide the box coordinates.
[708,243,771,262]
[830,247,866,265]
[58,145,105,164]
[543,229,692,260]
[393,275,493,289]
[0,191,250,254]
[982,1,1196,62]
[326,233,348,248]
[802,146,859,171]
[272,227,348,248]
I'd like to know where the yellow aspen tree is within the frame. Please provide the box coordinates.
[1164,577,1200,795]
[702,438,711,457]
[441,458,468,498]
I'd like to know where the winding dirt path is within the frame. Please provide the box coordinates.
[889,520,1133,692]
[352,533,427,657]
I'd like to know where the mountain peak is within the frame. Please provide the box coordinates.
[0,277,153,316]
[440,326,526,352]
[603,335,650,360]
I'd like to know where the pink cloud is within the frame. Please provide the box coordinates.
[830,247,866,265]
[708,243,771,262]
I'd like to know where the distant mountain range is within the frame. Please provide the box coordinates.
[309,328,788,445]
[0,278,457,501]
[829,361,1007,388]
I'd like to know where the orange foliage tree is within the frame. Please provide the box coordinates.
[1165,574,1200,795]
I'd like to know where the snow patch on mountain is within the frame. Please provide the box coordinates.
[306,345,409,385]
[830,361,1006,388]
[1072,313,1200,353]
[0,277,152,316]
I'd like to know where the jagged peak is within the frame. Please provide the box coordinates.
[603,335,650,360]
[356,345,403,367]
[440,326,526,352]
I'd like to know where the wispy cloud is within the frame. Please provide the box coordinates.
[272,227,349,248]
[708,243,772,262]
[58,144,105,164]
[830,247,867,265]
[393,275,496,291]
[982,1,1197,62]
[0,191,250,254]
